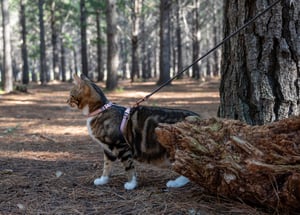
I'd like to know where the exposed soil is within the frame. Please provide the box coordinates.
[0,79,267,214]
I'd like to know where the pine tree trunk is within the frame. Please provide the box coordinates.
[156,116,300,212]
[20,0,29,85]
[191,0,200,80]
[1,0,13,92]
[106,0,118,90]
[175,0,183,79]
[130,0,141,82]
[60,37,66,82]
[219,1,300,125]
[38,0,47,85]
[96,10,104,82]
[51,1,59,81]
[80,0,88,76]
[157,0,171,85]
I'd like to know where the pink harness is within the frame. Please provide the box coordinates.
[87,102,113,117]
[87,102,130,137]
[120,107,131,135]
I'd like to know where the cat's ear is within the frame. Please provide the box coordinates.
[73,73,81,85]
[80,73,91,82]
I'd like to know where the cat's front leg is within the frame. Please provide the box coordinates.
[94,151,115,186]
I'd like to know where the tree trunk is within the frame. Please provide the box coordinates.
[219,1,300,125]
[175,0,183,79]
[38,0,47,85]
[130,0,141,82]
[20,0,29,85]
[80,0,88,76]
[156,116,300,212]
[1,0,13,92]
[157,0,171,85]
[51,0,59,81]
[106,0,118,90]
[60,37,66,82]
[212,1,221,77]
[96,10,104,82]
[73,49,78,76]
[191,0,200,80]
[141,0,149,80]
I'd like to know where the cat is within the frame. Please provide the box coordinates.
[67,73,200,190]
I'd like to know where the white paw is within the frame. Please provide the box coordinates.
[124,176,137,190]
[166,175,190,188]
[94,176,109,186]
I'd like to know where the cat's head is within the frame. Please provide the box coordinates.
[67,73,108,115]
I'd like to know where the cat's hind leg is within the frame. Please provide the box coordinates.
[166,175,190,188]
[94,150,115,186]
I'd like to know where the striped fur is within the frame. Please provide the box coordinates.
[67,73,199,190]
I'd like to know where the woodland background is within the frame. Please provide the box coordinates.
[1,0,300,214]
[0,0,222,90]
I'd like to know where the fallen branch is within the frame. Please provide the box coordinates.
[155,116,300,212]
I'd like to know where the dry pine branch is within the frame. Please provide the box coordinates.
[155,116,300,212]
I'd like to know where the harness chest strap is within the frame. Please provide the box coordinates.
[88,102,113,117]
[87,102,130,137]
[120,107,131,135]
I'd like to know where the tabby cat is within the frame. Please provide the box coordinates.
[67,73,199,190]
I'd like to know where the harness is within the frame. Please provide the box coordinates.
[87,102,113,117]
[87,102,130,138]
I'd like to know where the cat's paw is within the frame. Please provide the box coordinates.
[94,176,109,186]
[166,175,190,188]
[124,176,137,190]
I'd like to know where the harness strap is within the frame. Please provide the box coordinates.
[88,102,113,117]
[120,107,131,136]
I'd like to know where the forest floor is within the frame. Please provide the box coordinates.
[0,78,268,215]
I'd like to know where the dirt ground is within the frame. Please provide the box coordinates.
[0,79,267,214]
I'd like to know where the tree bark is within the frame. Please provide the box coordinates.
[130,0,141,82]
[1,0,13,92]
[175,0,183,79]
[191,0,201,80]
[60,37,66,82]
[157,0,171,85]
[106,0,118,90]
[219,1,300,125]
[80,0,88,76]
[38,0,47,85]
[20,0,29,85]
[96,9,104,82]
[156,116,300,212]
[51,0,59,81]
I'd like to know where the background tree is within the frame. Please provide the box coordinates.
[80,0,88,76]
[20,0,29,85]
[130,0,142,82]
[38,0,47,85]
[219,0,300,125]
[157,0,171,85]
[191,0,200,80]
[50,0,59,80]
[0,0,224,88]
[175,0,183,79]
[96,7,104,82]
[1,0,13,92]
[106,0,118,90]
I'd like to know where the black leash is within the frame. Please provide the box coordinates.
[135,0,281,107]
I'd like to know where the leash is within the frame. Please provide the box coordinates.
[134,0,281,107]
